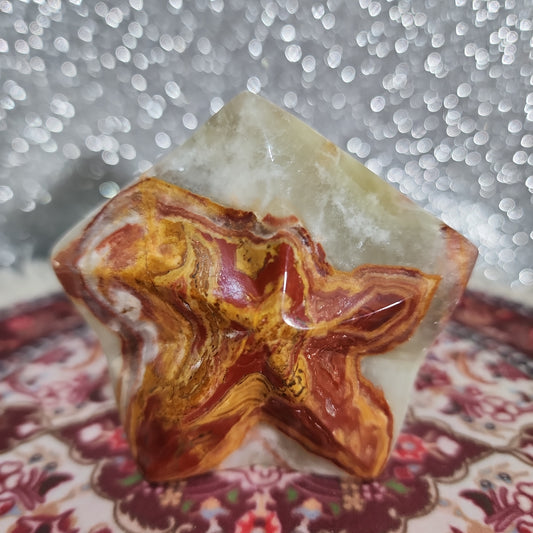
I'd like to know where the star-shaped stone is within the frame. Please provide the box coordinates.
[54,177,440,480]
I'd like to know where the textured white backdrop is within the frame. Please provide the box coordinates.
[0,0,531,291]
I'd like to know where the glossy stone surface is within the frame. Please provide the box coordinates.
[52,93,477,480]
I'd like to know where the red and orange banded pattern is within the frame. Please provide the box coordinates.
[53,178,441,480]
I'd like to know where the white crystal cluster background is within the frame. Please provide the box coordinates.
[0,0,531,291]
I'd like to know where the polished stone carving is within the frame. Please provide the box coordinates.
[52,93,477,480]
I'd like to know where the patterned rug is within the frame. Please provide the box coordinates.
[0,292,532,533]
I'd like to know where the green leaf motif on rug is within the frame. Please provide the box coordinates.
[385,479,409,494]
[227,488,239,503]
[287,487,298,502]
